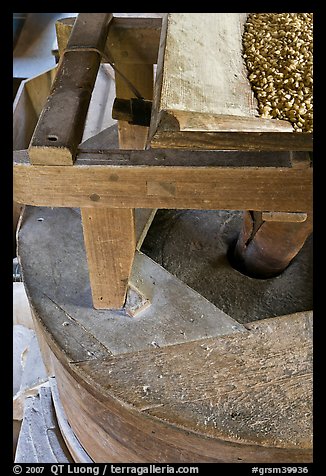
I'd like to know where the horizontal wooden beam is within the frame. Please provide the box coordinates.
[56,17,162,64]
[14,150,312,213]
[149,130,313,152]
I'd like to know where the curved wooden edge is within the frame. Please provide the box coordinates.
[49,377,93,463]
[29,302,312,463]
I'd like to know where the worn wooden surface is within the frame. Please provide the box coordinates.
[148,13,312,151]
[81,208,136,309]
[29,13,113,165]
[37,308,313,463]
[81,61,156,309]
[115,63,153,148]
[14,151,312,213]
[56,16,162,65]
[17,204,312,462]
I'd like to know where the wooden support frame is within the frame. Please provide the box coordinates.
[14,149,312,213]
[80,59,155,309]
[15,12,313,304]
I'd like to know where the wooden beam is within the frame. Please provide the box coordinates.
[14,153,312,213]
[55,17,162,65]
[80,62,155,309]
[28,14,113,165]
[81,208,135,309]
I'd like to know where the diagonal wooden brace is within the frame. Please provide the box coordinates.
[28,13,113,165]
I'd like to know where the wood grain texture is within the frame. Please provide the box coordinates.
[262,211,308,223]
[18,206,312,462]
[29,14,113,165]
[44,313,312,463]
[49,377,93,463]
[14,154,313,213]
[81,208,135,309]
[74,311,312,450]
[56,16,162,64]
[148,13,312,150]
[88,61,156,309]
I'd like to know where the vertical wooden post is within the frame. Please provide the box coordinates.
[82,62,154,309]
[233,211,312,278]
[81,208,136,308]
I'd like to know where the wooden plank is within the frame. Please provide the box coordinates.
[149,130,313,151]
[115,63,153,148]
[135,209,157,250]
[28,14,113,165]
[13,80,38,151]
[56,16,162,64]
[82,61,155,309]
[148,13,312,151]
[81,208,136,309]
[25,68,57,118]
[75,311,312,452]
[79,62,134,310]
[14,155,313,213]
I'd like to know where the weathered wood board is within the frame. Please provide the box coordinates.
[148,13,312,150]
[14,151,312,213]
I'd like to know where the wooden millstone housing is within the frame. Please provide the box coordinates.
[13,13,312,463]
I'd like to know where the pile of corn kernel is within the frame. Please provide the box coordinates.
[243,13,313,132]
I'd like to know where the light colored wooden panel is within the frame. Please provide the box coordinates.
[155,13,256,118]
[148,13,312,150]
